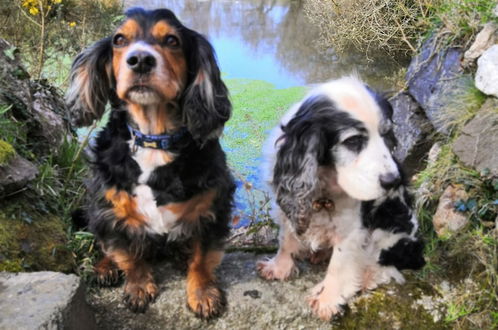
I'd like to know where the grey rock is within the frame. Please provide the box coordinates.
[390,92,434,176]
[88,252,441,329]
[452,98,498,175]
[0,154,38,196]
[0,38,71,153]
[475,45,498,98]
[30,81,71,153]
[0,39,32,115]
[463,22,497,67]
[406,37,463,134]
[0,271,96,330]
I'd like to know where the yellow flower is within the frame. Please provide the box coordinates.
[29,7,39,15]
[51,0,62,3]
[69,21,76,28]
[22,0,34,8]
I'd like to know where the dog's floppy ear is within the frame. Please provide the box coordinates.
[65,37,114,127]
[182,31,231,145]
[273,99,329,235]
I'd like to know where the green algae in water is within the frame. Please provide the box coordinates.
[223,78,306,178]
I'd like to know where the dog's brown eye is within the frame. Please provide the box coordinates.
[163,35,180,48]
[342,135,366,152]
[113,34,128,47]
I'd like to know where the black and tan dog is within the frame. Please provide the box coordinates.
[66,8,234,318]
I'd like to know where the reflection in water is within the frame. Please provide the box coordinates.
[124,0,404,89]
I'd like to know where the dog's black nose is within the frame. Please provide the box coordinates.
[379,172,401,190]
[126,51,156,74]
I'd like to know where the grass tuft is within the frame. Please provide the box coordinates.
[435,75,487,134]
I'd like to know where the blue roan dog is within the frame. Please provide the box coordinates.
[257,76,425,321]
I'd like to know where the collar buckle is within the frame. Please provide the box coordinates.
[127,125,187,151]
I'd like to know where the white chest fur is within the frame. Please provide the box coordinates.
[302,196,362,251]
[130,145,180,235]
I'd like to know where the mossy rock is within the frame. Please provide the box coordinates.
[336,279,448,329]
[0,206,74,272]
[0,139,15,165]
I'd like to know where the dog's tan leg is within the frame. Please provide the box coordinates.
[108,249,158,313]
[186,241,225,319]
[256,219,303,280]
[94,255,120,286]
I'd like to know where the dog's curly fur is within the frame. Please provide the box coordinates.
[257,76,425,321]
[66,8,234,318]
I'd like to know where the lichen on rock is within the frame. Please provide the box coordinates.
[0,139,15,165]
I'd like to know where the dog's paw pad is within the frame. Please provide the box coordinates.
[187,285,226,319]
[123,281,158,313]
[306,284,344,321]
[96,268,120,286]
[256,259,296,281]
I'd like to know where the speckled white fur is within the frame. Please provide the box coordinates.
[258,76,416,321]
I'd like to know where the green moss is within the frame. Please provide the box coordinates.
[0,139,15,165]
[0,204,74,273]
[0,259,24,272]
[222,78,306,177]
[337,279,447,329]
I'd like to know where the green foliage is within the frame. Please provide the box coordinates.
[416,139,498,327]
[67,231,99,282]
[427,0,498,46]
[0,0,123,85]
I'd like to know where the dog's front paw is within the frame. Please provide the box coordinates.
[187,283,226,319]
[95,267,120,287]
[94,257,120,286]
[256,257,298,281]
[123,279,158,313]
[307,282,344,321]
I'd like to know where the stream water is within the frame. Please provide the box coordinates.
[124,0,404,89]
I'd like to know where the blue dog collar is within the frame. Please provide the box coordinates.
[128,125,188,151]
